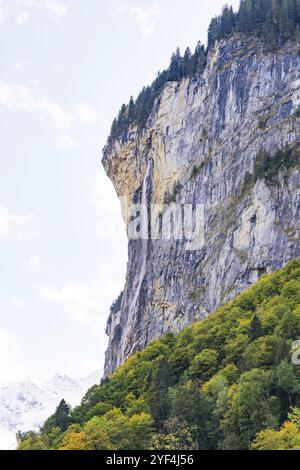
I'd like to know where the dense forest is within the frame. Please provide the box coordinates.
[18,260,300,450]
[108,0,300,143]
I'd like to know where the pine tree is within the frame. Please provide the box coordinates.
[249,314,262,340]
[115,103,128,136]
[42,399,71,433]
[54,400,71,431]
[182,47,192,77]
[110,118,118,140]
[149,358,172,429]
[208,17,221,46]
[128,96,135,123]
[170,382,209,449]
[168,48,183,82]
[220,5,236,37]
[237,0,253,35]
[194,42,206,74]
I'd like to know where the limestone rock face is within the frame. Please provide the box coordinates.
[102,35,300,377]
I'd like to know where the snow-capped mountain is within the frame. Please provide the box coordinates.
[0,371,101,450]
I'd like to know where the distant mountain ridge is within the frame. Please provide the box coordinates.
[0,371,100,449]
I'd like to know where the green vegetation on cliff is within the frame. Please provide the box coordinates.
[208,0,300,46]
[18,260,300,450]
[108,0,300,144]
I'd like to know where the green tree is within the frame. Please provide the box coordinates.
[276,360,300,409]
[220,5,235,37]
[168,48,183,82]
[221,369,279,449]
[148,358,172,429]
[182,47,192,77]
[43,399,71,433]
[150,417,194,450]
[252,421,300,450]
[97,408,153,450]
[242,335,285,369]
[128,96,135,123]
[288,407,300,428]
[249,314,262,340]
[187,348,218,381]
[170,381,209,449]
[17,431,49,450]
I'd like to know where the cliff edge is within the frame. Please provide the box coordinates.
[102,35,300,376]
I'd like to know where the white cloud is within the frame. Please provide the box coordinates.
[113,2,162,38]
[89,170,126,241]
[54,133,76,151]
[0,329,26,384]
[0,81,98,151]
[36,0,67,18]
[11,297,27,308]
[12,62,23,71]
[0,0,67,25]
[28,255,49,273]
[37,273,121,327]
[0,2,7,24]
[15,10,29,23]
[75,103,98,126]
[0,205,38,241]
[11,60,30,75]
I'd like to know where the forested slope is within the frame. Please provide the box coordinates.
[18,260,300,450]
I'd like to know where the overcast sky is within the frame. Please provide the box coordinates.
[0,0,240,384]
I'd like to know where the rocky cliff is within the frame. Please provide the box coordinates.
[102,35,300,377]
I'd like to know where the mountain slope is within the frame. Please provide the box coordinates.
[18,260,300,450]
[16,1,300,451]
[0,372,100,450]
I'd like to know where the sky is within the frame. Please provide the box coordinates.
[0,0,240,384]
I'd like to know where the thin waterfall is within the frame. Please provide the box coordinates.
[120,160,151,361]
